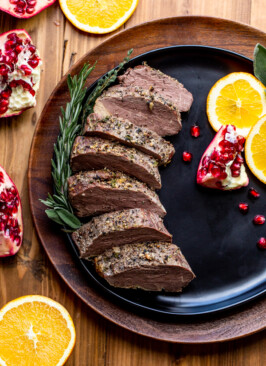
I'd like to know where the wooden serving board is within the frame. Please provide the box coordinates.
[28,16,266,343]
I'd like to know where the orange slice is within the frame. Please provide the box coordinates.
[245,114,266,184]
[0,295,76,366]
[59,0,139,34]
[207,72,266,137]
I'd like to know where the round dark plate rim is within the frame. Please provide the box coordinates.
[65,44,265,317]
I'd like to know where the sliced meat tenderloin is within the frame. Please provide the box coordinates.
[94,242,195,292]
[118,64,193,112]
[83,113,175,165]
[68,169,166,218]
[72,208,172,257]
[93,85,181,136]
[70,136,161,189]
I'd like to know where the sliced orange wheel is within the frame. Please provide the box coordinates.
[59,0,139,34]
[0,295,76,366]
[207,72,266,137]
[245,114,266,184]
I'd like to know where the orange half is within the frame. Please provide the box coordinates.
[245,114,266,184]
[0,295,76,366]
[59,0,139,34]
[207,72,266,137]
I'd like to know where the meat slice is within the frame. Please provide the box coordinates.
[83,114,175,165]
[93,85,181,136]
[94,242,195,292]
[119,64,193,112]
[72,208,172,257]
[70,136,161,189]
[68,169,166,218]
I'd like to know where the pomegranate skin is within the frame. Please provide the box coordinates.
[0,0,56,19]
[0,165,23,257]
[196,125,249,190]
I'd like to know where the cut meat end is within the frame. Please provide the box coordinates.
[84,113,175,165]
[94,242,195,292]
[72,208,172,257]
[118,64,193,112]
[93,85,182,136]
[68,169,166,218]
[70,136,161,189]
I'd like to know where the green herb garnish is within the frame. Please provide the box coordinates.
[41,51,133,231]
[254,43,266,88]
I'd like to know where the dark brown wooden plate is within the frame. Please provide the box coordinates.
[28,16,266,343]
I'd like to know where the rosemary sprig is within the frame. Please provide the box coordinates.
[41,50,133,231]
[41,63,95,230]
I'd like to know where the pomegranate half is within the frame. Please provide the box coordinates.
[0,29,42,118]
[0,0,56,19]
[197,125,249,190]
[0,165,23,257]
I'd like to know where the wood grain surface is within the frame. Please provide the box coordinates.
[1,1,266,365]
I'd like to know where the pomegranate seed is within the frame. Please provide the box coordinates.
[0,65,9,76]
[190,125,200,138]
[249,188,260,199]
[0,106,8,115]
[219,171,228,180]
[20,64,32,76]
[199,167,207,178]
[235,154,244,164]
[17,0,26,8]
[231,162,241,170]
[202,156,210,167]
[253,215,265,225]
[27,0,37,5]
[28,45,36,53]
[14,7,25,14]
[0,99,9,108]
[26,6,35,14]
[210,164,221,178]
[1,89,12,99]
[15,45,24,54]
[182,151,193,162]
[231,169,240,177]
[9,0,19,4]
[239,202,249,213]
[257,237,266,250]
[5,40,16,51]
[28,57,39,68]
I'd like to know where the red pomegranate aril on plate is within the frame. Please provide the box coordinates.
[253,215,265,225]
[183,151,193,162]
[249,188,260,199]
[239,202,249,213]
[257,237,266,250]
[190,125,200,138]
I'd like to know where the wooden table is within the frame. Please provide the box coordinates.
[0,1,265,365]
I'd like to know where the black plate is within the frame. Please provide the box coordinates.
[68,46,266,316]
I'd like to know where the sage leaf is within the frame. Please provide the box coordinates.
[45,209,64,226]
[55,208,81,230]
[254,43,266,86]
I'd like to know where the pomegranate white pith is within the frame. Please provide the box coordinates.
[0,0,56,19]
[197,125,249,190]
[0,29,42,118]
[0,165,23,257]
